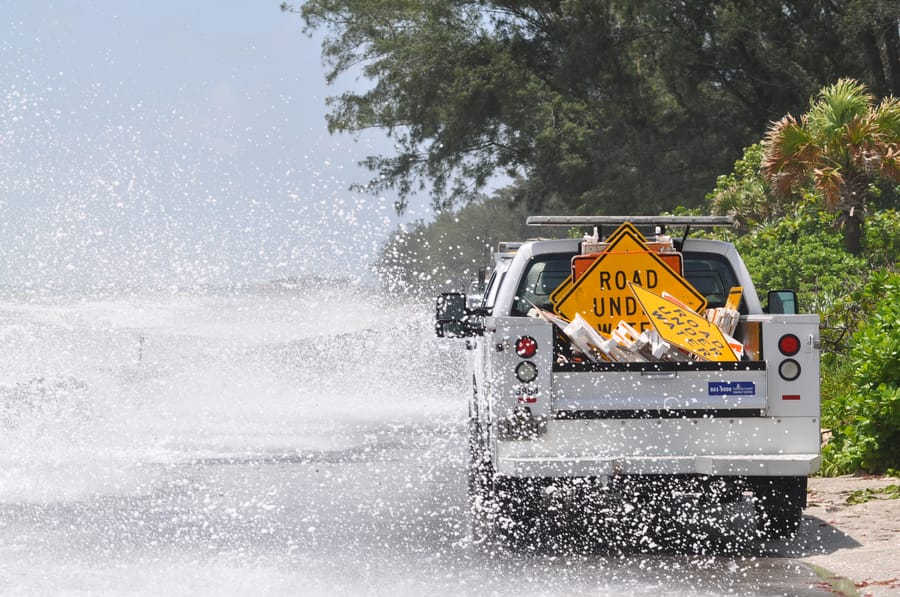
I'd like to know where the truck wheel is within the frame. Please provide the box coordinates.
[753,476,806,540]
[467,417,495,543]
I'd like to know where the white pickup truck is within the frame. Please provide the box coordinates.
[436,216,821,545]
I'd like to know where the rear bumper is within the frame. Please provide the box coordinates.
[495,417,821,478]
[497,453,821,477]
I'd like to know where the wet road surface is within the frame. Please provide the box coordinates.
[0,419,833,596]
[0,293,834,596]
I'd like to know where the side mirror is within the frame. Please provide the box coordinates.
[766,290,798,315]
[435,292,483,337]
[466,280,485,310]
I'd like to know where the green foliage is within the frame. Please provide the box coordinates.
[707,144,791,234]
[821,350,855,405]
[819,222,900,355]
[706,137,899,475]
[822,272,900,475]
[292,1,900,214]
[864,209,900,268]
[845,274,900,388]
[761,78,900,254]
[375,192,533,297]
[707,137,900,353]
[732,207,868,318]
[706,143,770,229]
[845,484,900,505]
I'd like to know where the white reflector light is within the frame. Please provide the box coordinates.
[515,361,538,383]
[779,359,801,381]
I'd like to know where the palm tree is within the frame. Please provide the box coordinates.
[761,78,900,254]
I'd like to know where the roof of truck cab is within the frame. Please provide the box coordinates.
[681,238,737,253]
[518,238,581,256]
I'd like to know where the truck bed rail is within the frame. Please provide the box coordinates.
[553,360,766,372]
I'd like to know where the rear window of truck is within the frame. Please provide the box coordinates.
[682,252,743,311]
[511,254,573,316]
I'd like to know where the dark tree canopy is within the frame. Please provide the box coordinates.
[288,0,900,215]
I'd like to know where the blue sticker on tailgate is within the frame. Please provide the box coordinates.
[708,381,756,396]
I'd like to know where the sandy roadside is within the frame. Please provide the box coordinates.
[778,475,900,596]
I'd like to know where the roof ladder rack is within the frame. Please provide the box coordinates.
[525,215,734,228]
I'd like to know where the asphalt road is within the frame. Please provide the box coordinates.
[0,293,840,596]
[0,418,838,597]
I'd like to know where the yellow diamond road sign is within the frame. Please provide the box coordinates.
[629,283,737,361]
[552,222,707,335]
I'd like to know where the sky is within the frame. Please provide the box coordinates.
[1,1,431,292]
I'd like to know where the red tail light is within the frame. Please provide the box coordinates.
[515,336,538,358]
[778,334,801,356]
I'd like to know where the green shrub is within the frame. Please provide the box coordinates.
[822,272,900,475]
[730,207,899,356]
[864,209,900,269]
[705,142,900,475]
[732,207,867,317]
